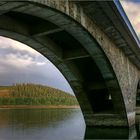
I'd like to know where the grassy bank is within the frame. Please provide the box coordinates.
[0,84,79,106]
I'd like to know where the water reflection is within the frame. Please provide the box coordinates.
[0,108,85,140]
[1,109,140,139]
[84,115,140,139]
[85,126,137,139]
[0,109,72,128]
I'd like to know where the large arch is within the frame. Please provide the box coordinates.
[0,1,128,127]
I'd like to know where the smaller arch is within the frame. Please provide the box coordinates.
[135,79,140,127]
[136,80,140,126]
[136,81,140,107]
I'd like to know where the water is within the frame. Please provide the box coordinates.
[0,108,85,140]
[1,108,140,140]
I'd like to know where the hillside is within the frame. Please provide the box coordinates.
[0,84,79,106]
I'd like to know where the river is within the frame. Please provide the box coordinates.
[1,108,140,140]
[0,108,85,140]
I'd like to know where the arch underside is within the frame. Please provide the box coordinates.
[0,1,128,127]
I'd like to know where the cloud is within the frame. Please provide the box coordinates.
[0,50,44,72]
[0,54,34,69]
[36,62,46,66]
[0,36,47,70]
[121,1,140,38]
[0,36,39,56]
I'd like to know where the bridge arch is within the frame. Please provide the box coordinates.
[0,1,129,127]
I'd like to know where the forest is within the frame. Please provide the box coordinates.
[0,83,79,106]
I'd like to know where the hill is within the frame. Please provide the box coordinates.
[0,84,79,106]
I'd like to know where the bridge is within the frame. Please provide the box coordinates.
[1,0,140,133]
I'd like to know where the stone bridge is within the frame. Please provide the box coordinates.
[1,0,140,130]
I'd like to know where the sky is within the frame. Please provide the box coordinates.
[121,0,140,38]
[0,0,139,95]
[0,36,73,94]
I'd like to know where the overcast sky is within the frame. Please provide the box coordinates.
[121,0,140,38]
[0,36,73,94]
[0,1,139,95]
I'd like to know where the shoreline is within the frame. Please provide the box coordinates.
[0,105,80,109]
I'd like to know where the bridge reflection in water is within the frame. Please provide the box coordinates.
[85,115,140,139]
[85,126,137,139]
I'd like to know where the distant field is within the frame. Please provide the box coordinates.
[0,84,79,106]
[0,89,10,97]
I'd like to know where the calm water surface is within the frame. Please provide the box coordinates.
[0,108,85,140]
[1,108,140,140]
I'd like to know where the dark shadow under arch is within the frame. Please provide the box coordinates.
[135,80,140,127]
[136,81,140,107]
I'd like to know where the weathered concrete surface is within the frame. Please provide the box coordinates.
[0,0,140,128]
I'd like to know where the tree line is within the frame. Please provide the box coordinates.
[0,83,79,106]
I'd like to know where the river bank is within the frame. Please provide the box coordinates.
[0,105,80,109]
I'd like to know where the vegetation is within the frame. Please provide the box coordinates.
[0,84,78,106]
